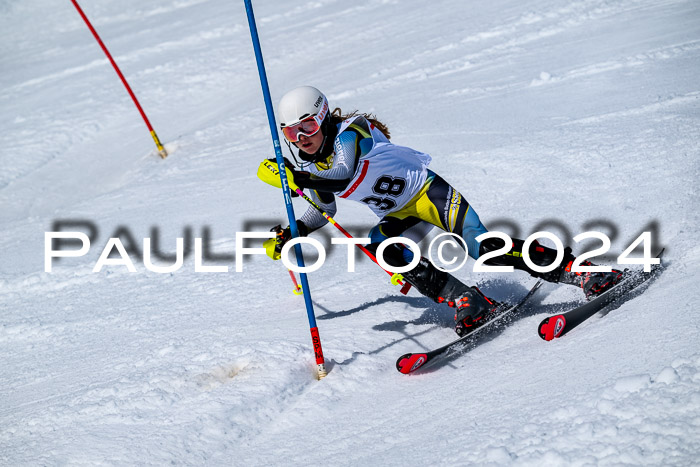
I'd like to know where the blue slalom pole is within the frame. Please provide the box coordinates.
[244,0,327,379]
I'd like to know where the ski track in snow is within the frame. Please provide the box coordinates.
[1,0,699,464]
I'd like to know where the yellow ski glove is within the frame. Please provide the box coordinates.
[257,159,300,192]
[262,222,309,261]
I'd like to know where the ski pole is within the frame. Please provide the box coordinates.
[293,186,412,293]
[257,159,412,294]
[288,269,303,295]
[70,0,168,159]
[244,0,327,380]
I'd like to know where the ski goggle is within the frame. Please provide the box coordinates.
[281,115,322,143]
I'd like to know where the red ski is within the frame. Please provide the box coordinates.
[397,281,542,374]
[538,250,664,341]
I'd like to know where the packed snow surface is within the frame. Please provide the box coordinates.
[1,0,699,465]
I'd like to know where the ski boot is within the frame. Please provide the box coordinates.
[441,277,501,337]
[581,268,625,299]
[559,260,624,300]
[402,257,500,336]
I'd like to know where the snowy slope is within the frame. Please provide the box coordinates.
[1,0,699,464]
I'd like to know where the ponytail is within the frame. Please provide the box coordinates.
[330,108,391,140]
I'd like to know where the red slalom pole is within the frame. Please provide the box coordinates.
[70,0,168,159]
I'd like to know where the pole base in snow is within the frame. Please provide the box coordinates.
[317,364,328,380]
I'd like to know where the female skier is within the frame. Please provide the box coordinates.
[264,86,622,336]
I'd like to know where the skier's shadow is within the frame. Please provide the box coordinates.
[316,295,451,363]
[316,294,439,323]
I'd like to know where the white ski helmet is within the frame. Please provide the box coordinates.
[278,85,329,131]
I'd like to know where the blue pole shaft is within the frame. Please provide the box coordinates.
[243,0,326,377]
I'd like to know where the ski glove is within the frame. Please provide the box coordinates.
[257,159,310,195]
[263,220,309,260]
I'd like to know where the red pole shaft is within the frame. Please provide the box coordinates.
[296,188,400,280]
[287,269,302,294]
[70,0,167,157]
[294,187,412,294]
